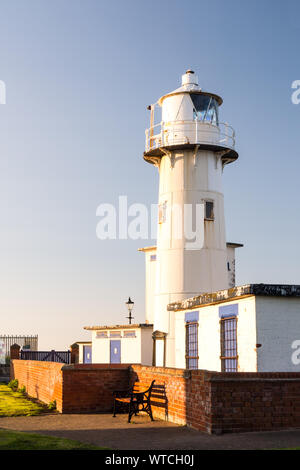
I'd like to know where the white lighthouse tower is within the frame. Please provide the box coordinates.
[141,70,239,367]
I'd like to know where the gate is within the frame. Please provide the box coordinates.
[20,350,71,364]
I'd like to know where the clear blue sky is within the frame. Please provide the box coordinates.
[0,0,299,349]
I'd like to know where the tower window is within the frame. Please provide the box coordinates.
[205,201,214,221]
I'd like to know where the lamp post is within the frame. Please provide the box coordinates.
[126,297,134,325]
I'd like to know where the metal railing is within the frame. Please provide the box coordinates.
[20,349,71,364]
[0,335,38,360]
[145,120,235,153]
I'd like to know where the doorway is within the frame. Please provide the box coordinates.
[110,340,121,363]
[83,345,92,364]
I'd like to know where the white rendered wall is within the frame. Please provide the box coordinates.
[91,330,110,363]
[164,311,176,368]
[155,339,165,367]
[174,313,186,369]
[173,296,257,371]
[237,296,257,372]
[91,328,145,364]
[226,246,236,288]
[256,297,300,372]
[78,344,84,363]
[144,248,157,325]
[121,329,142,364]
[154,149,228,337]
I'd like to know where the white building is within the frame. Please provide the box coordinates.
[168,283,300,372]
[84,71,300,373]
[83,324,153,365]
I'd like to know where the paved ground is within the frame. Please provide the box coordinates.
[1,413,300,449]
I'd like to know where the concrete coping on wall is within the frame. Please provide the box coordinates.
[13,361,300,382]
[132,366,300,382]
[167,283,300,311]
[201,370,300,382]
[61,364,135,371]
[131,365,191,379]
[83,324,153,331]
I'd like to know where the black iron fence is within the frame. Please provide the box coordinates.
[0,335,38,361]
[20,350,71,364]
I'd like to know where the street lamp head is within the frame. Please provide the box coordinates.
[125,297,134,324]
[126,297,134,312]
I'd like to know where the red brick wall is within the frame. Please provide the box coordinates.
[130,366,212,432]
[11,361,300,434]
[209,371,300,433]
[61,364,130,413]
[11,361,130,414]
[131,366,300,433]
[11,360,63,411]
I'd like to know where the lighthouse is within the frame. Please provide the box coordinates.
[85,70,300,375]
[141,70,239,367]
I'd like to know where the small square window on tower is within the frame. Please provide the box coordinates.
[204,201,214,221]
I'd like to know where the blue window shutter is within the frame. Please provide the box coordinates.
[219,304,238,318]
[185,311,199,322]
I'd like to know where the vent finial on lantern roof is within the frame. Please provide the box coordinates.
[182,69,198,86]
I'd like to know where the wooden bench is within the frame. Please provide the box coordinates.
[113,380,155,423]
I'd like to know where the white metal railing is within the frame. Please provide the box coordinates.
[145,121,235,153]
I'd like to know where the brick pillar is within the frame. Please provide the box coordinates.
[70,343,79,364]
[10,344,20,360]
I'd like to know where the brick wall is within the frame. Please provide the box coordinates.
[61,364,130,413]
[11,360,130,414]
[209,371,300,433]
[11,360,63,411]
[131,365,300,433]
[130,365,212,432]
[130,365,191,426]
[11,361,300,434]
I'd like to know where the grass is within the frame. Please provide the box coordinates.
[0,429,106,450]
[0,383,49,417]
[0,384,109,449]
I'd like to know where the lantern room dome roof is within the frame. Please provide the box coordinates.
[158,70,223,107]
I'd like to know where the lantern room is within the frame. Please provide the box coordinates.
[144,70,238,165]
